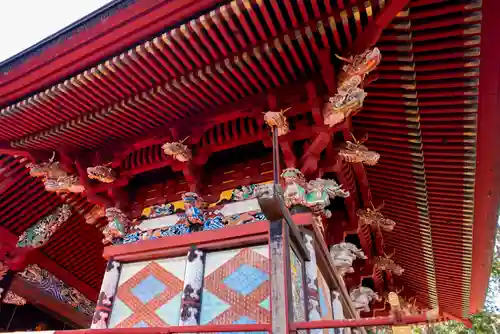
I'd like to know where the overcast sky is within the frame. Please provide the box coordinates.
[0,0,111,62]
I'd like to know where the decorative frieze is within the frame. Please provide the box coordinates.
[18,264,95,315]
[17,205,72,248]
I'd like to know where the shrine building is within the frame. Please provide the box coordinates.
[0,0,498,333]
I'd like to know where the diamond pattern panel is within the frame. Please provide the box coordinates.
[109,257,186,328]
[202,245,270,326]
[223,264,269,296]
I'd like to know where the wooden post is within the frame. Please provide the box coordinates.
[91,259,122,329]
[269,219,292,334]
[179,247,206,326]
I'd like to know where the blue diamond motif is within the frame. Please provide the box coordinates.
[200,289,231,324]
[133,321,149,328]
[223,264,269,296]
[131,275,166,304]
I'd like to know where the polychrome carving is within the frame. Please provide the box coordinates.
[87,165,116,183]
[19,264,94,315]
[103,208,131,244]
[330,242,367,276]
[281,168,349,218]
[17,204,72,248]
[324,47,381,127]
[350,286,381,313]
[91,259,122,329]
[162,138,192,162]
[180,248,205,325]
[263,107,290,136]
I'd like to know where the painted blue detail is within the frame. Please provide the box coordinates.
[200,289,231,324]
[133,321,149,328]
[155,292,182,325]
[204,216,225,231]
[131,275,166,304]
[319,287,328,317]
[223,264,269,296]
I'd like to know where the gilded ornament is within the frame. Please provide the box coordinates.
[263,107,290,136]
[339,134,380,166]
[324,47,381,127]
[374,255,404,276]
[357,204,396,232]
[162,137,192,162]
[87,165,116,183]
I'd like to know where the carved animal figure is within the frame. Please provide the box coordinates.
[27,160,68,179]
[357,208,396,232]
[162,139,192,162]
[281,168,349,218]
[374,256,404,276]
[324,47,381,127]
[350,286,381,313]
[263,107,290,136]
[87,165,116,183]
[330,242,367,276]
[339,141,380,166]
[103,208,131,244]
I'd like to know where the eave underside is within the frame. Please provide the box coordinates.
[0,0,494,320]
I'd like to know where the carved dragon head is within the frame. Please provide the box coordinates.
[339,136,380,166]
[162,139,192,162]
[263,107,290,136]
[87,165,116,183]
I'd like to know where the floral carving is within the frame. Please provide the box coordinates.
[2,291,26,305]
[87,165,116,183]
[162,137,192,162]
[263,107,290,136]
[324,47,381,127]
[17,205,72,248]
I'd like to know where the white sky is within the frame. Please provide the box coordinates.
[0,0,111,62]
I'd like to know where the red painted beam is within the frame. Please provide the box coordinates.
[351,0,411,54]
[469,0,500,315]
[0,227,98,300]
[0,0,227,107]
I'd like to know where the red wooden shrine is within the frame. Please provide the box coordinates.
[0,0,498,333]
